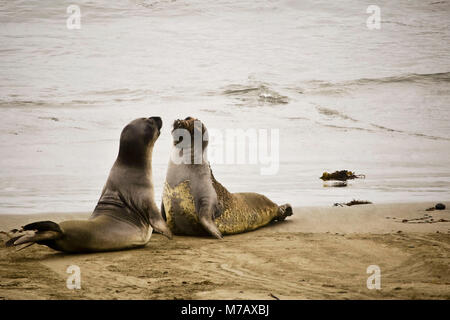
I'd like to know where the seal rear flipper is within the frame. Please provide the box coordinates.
[4,220,63,250]
[5,235,23,247]
[5,230,62,249]
[23,221,62,233]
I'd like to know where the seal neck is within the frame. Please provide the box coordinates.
[170,145,208,165]
[117,144,154,169]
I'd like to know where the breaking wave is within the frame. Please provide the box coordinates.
[223,84,289,107]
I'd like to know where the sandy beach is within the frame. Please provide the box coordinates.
[0,202,449,300]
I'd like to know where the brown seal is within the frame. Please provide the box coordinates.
[4,117,172,253]
[161,117,292,238]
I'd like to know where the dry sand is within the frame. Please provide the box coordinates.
[0,202,449,300]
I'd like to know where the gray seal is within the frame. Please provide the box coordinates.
[5,117,172,253]
[161,117,292,239]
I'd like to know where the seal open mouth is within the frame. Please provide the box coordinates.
[172,116,196,132]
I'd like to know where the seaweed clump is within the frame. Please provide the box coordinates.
[320,170,365,182]
[334,200,372,207]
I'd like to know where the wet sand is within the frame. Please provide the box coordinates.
[0,202,449,300]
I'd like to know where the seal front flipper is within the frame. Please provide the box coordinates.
[161,202,167,221]
[148,205,173,239]
[197,200,223,239]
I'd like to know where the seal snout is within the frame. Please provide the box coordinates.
[149,116,162,130]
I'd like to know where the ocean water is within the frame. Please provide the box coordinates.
[0,0,449,214]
